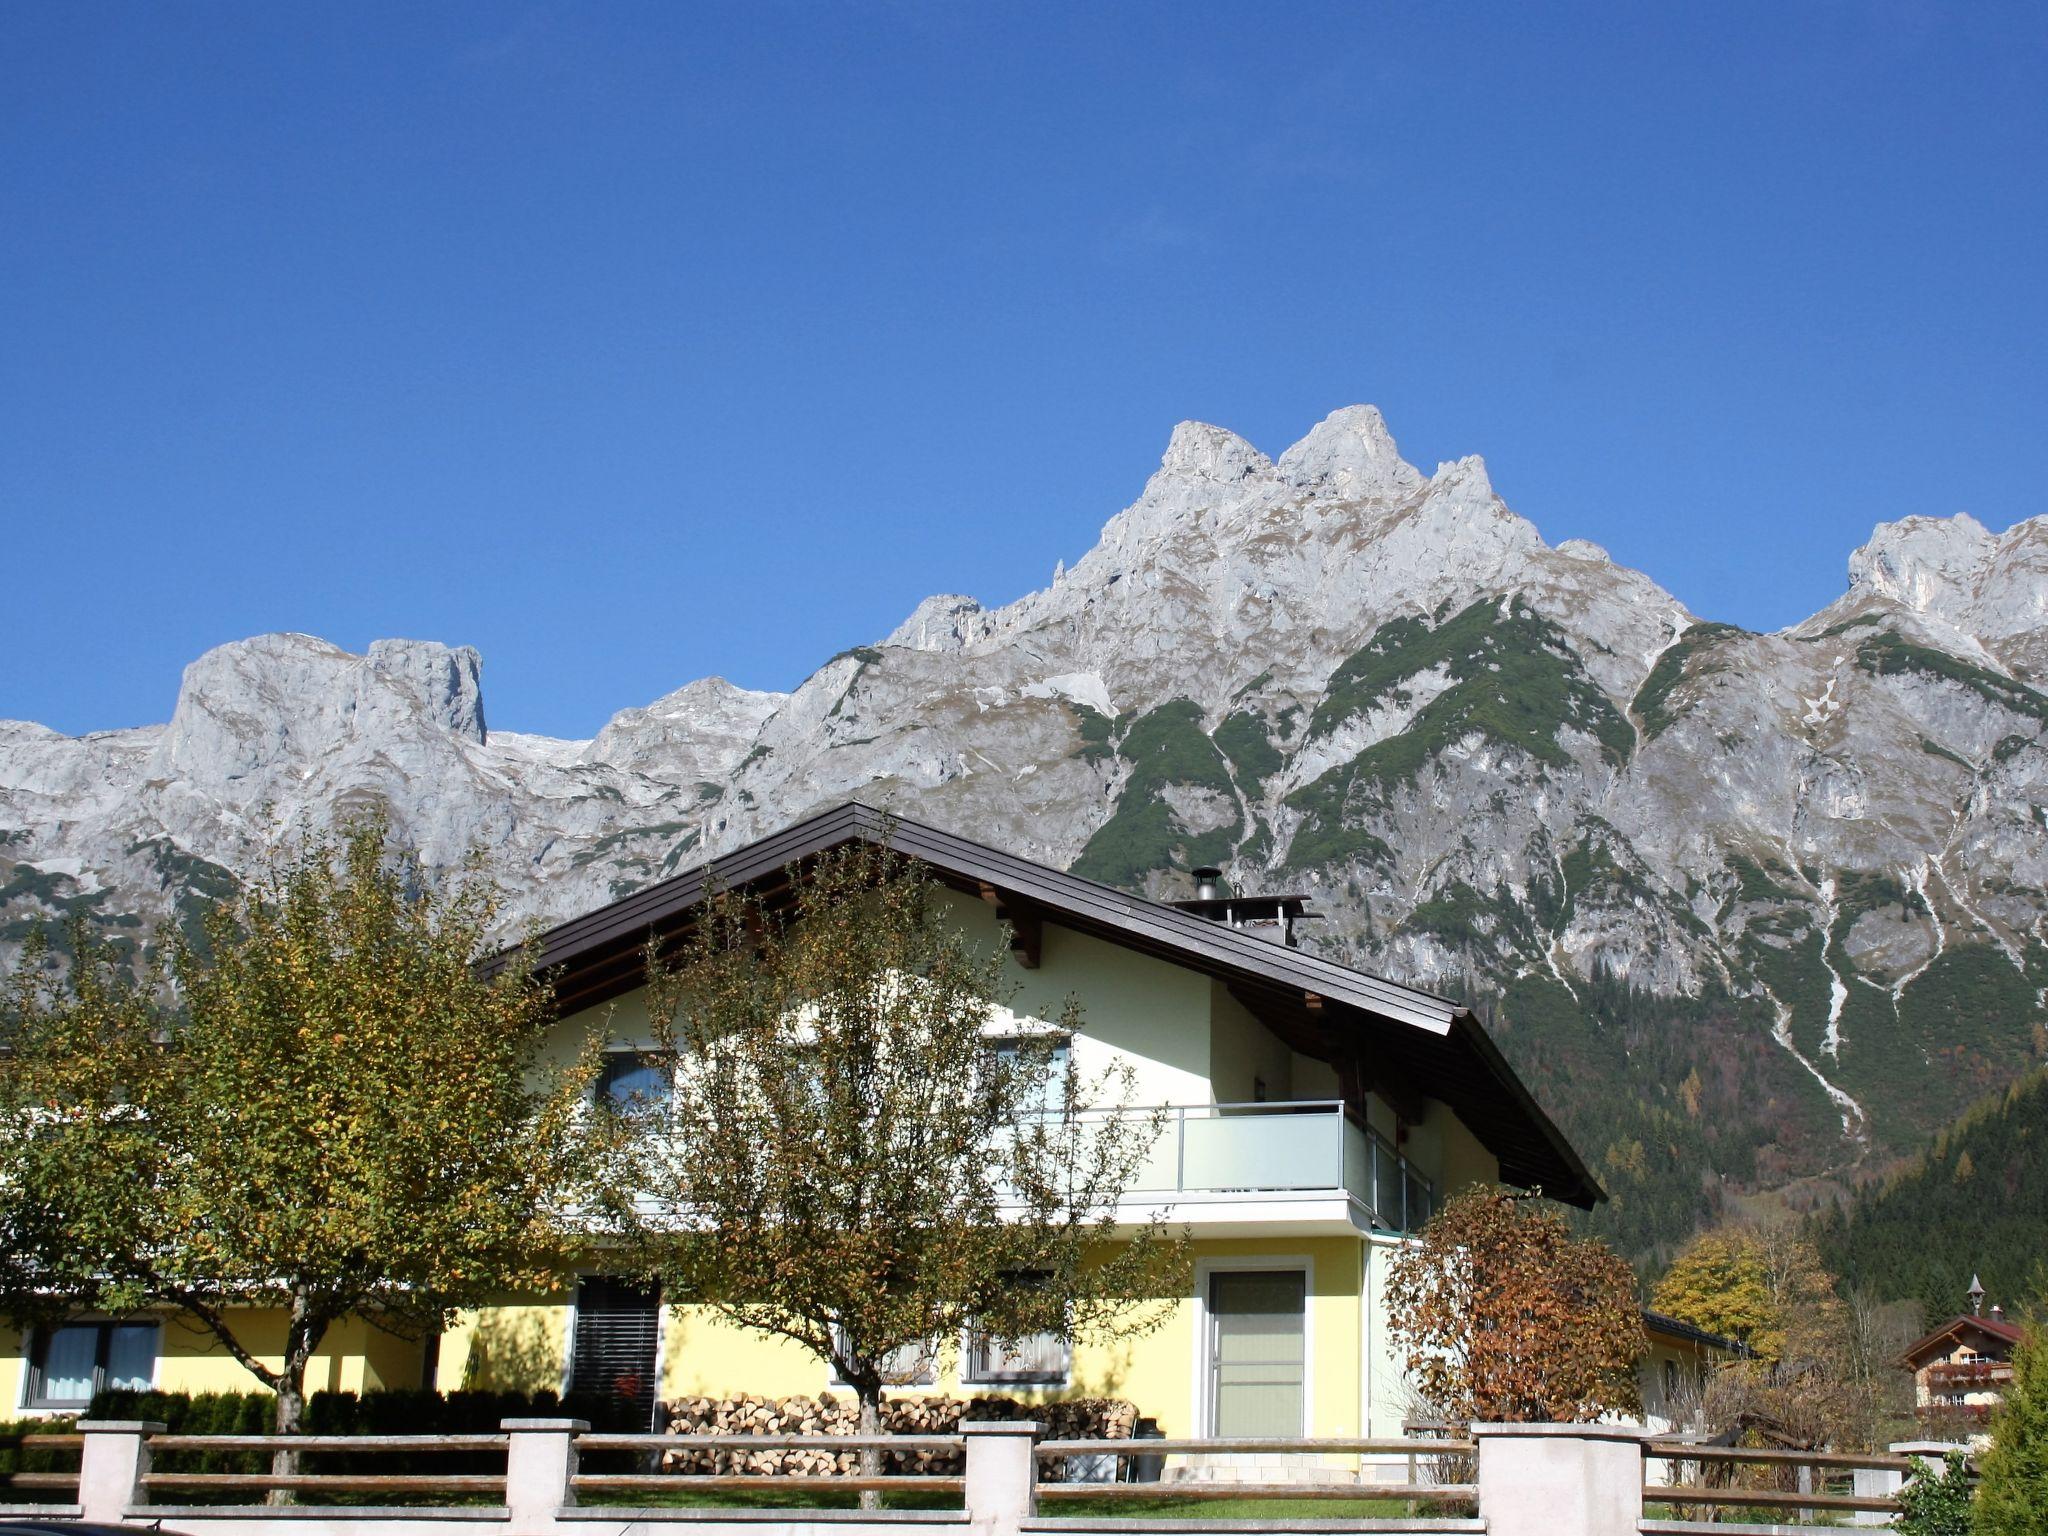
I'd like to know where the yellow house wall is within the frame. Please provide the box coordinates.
[546,895,1219,1111]
[629,1236,1365,1440]
[5,1309,429,1412]
[435,1293,575,1394]
[0,1322,22,1416]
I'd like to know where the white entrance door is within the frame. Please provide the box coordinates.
[1208,1269,1306,1436]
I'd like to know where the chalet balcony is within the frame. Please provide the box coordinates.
[1924,1359,2013,1389]
[1085,1100,1434,1234]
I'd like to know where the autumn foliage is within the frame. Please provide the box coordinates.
[0,819,598,1437]
[1384,1184,1645,1423]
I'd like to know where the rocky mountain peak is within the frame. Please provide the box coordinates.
[1155,421,1273,487]
[153,633,487,782]
[885,594,990,653]
[1849,512,1997,613]
[1844,511,2048,677]
[1275,404,1424,499]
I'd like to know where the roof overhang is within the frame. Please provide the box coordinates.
[502,801,1606,1209]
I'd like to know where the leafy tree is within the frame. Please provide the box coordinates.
[0,820,598,1455]
[1672,1223,1894,1451]
[595,838,1185,1498]
[1383,1184,1645,1422]
[1653,1230,1776,1353]
[1976,1325,2048,1536]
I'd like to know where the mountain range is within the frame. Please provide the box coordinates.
[5,405,2044,1263]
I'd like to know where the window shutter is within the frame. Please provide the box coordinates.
[570,1276,662,1428]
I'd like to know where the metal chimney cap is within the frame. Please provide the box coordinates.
[1191,866,1224,901]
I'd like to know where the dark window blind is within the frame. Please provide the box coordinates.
[569,1276,662,1428]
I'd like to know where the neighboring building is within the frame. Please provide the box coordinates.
[3,803,1603,1445]
[1901,1277,2023,1426]
[1639,1310,1747,1434]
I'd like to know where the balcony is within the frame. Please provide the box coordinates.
[1096,1100,1434,1233]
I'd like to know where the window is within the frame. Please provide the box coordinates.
[986,1036,1069,1115]
[831,1327,935,1386]
[597,1051,673,1117]
[964,1272,1070,1385]
[1662,1358,1679,1402]
[568,1276,662,1429]
[26,1322,157,1409]
[965,1329,1070,1385]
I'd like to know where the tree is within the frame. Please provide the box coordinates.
[1653,1230,1776,1353]
[1660,1222,1891,1451]
[0,819,598,1459]
[594,838,1185,1499]
[1975,1325,2048,1536]
[1383,1184,1645,1423]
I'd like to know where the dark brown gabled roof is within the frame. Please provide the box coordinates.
[1644,1309,1753,1358]
[1900,1313,2026,1368]
[513,801,1604,1209]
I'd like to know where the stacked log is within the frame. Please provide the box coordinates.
[656,1394,1138,1480]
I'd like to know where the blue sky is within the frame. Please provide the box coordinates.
[4,1,2044,739]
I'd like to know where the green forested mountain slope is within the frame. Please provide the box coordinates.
[1816,1066,2048,1320]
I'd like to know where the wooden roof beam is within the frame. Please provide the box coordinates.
[977,880,1042,969]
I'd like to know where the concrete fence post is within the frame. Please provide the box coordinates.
[962,1419,1038,1536]
[502,1418,588,1536]
[1849,1459,1905,1526]
[77,1419,164,1524]
[1471,1422,1652,1536]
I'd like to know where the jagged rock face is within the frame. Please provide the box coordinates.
[3,406,2045,1230]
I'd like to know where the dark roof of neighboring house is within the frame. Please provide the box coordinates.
[1643,1309,1752,1358]
[510,801,1605,1209]
[1900,1313,2026,1368]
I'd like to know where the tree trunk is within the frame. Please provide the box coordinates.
[267,1293,324,1506]
[857,1382,883,1512]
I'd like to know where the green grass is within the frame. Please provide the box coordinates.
[1069,699,1241,888]
[1212,708,1283,795]
[1855,630,2048,722]
[1036,1494,1437,1518]
[1070,703,1116,765]
[1630,622,1745,739]
[1282,598,1630,873]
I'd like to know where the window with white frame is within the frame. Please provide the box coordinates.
[964,1271,1070,1385]
[25,1321,157,1409]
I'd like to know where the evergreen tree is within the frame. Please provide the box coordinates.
[1975,1325,2048,1536]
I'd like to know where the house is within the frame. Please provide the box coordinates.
[3,802,1603,1444]
[1639,1310,1747,1434]
[1900,1277,2024,1426]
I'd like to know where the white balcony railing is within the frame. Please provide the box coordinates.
[1089,1100,1434,1232]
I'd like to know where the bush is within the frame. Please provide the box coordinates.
[74,1387,647,1504]
[0,1415,79,1506]
[1976,1326,2048,1536]
[1894,1450,1973,1536]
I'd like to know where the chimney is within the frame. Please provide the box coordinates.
[1992,1304,2005,1322]
[1192,866,1224,902]
[1968,1274,1986,1317]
